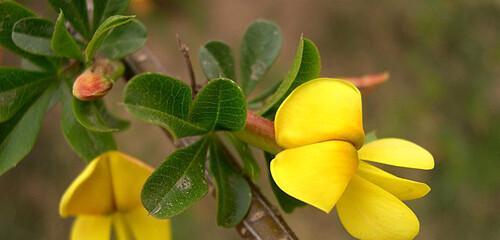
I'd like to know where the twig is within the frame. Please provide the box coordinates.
[176,34,198,94]
[124,47,298,240]
[345,72,390,93]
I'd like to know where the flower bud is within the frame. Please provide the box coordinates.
[72,69,113,101]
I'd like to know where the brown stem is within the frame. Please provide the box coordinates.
[176,34,198,94]
[124,47,298,240]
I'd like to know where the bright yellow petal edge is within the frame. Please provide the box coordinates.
[358,138,435,170]
[275,78,365,149]
[60,151,172,240]
[337,175,420,240]
[270,141,358,213]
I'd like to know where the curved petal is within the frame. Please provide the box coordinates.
[358,138,434,170]
[71,215,112,240]
[108,151,153,211]
[337,175,420,240]
[60,151,153,216]
[275,78,365,149]
[60,155,114,217]
[357,161,431,201]
[270,141,358,213]
[123,207,172,240]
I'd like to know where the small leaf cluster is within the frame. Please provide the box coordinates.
[0,0,146,173]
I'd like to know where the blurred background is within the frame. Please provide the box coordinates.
[1,0,500,239]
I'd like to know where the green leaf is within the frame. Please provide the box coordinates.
[209,138,252,227]
[61,85,116,161]
[48,0,90,38]
[98,19,147,59]
[72,98,129,132]
[142,138,209,218]
[0,1,55,70]
[199,41,235,80]
[189,78,246,132]
[11,17,56,56]
[0,85,56,175]
[265,153,306,213]
[258,37,321,115]
[52,12,83,61]
[240,20,282,95]
[124,73,206,138]
[85,15,134,63]
[0,68,53,123]
[93,0,129,30]
[226,133,260,181]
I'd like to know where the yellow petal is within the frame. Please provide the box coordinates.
[122,207,172,240]
[358,138,434,170]
[357,161,431,201]
[60,155,114,217]
[60,151,153,216]
[275,78,365,149]
[109,152,153,212]
[337,175,420,240]
[71,215,112,240]
[270,141,358,213]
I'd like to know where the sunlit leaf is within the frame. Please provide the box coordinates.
[99,19,147,59]
[72,98,129,132]
[48,0,90,38]
[142,138,209,218]
[189,78,247,132]
[52,11,83,61]
[0,1,55,70]
[209,138,251,227]
[124,73,206,138]
[240,20,282,95]
[0,85,57,175]
[85,15,134,62]
[259,37,321,115]
[199,41,235,80]
[0,68,53,123]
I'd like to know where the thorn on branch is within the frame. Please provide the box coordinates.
[176,33,198,95]
[344,72,390,93]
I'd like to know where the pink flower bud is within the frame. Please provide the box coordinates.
[72,69,113,101]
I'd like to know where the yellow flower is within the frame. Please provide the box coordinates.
[270,78,434,240]
[60,151,171,240]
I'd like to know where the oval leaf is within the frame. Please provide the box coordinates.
[12,17,56,56]
[85,15,134,62]
[0,85,56,175]
[209,138,252,227]
[227,133,260,181]
[0,2,55,70]
[124,73,206,138]
[199,41,236,80]
[142,138,209,218]
[240,20,282,95]
[98,19,147,59]
[52,11,84,61]
[259,37,321,115]
[72,98,129,132]
[0,68,53,123]
[189,78,247,132]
